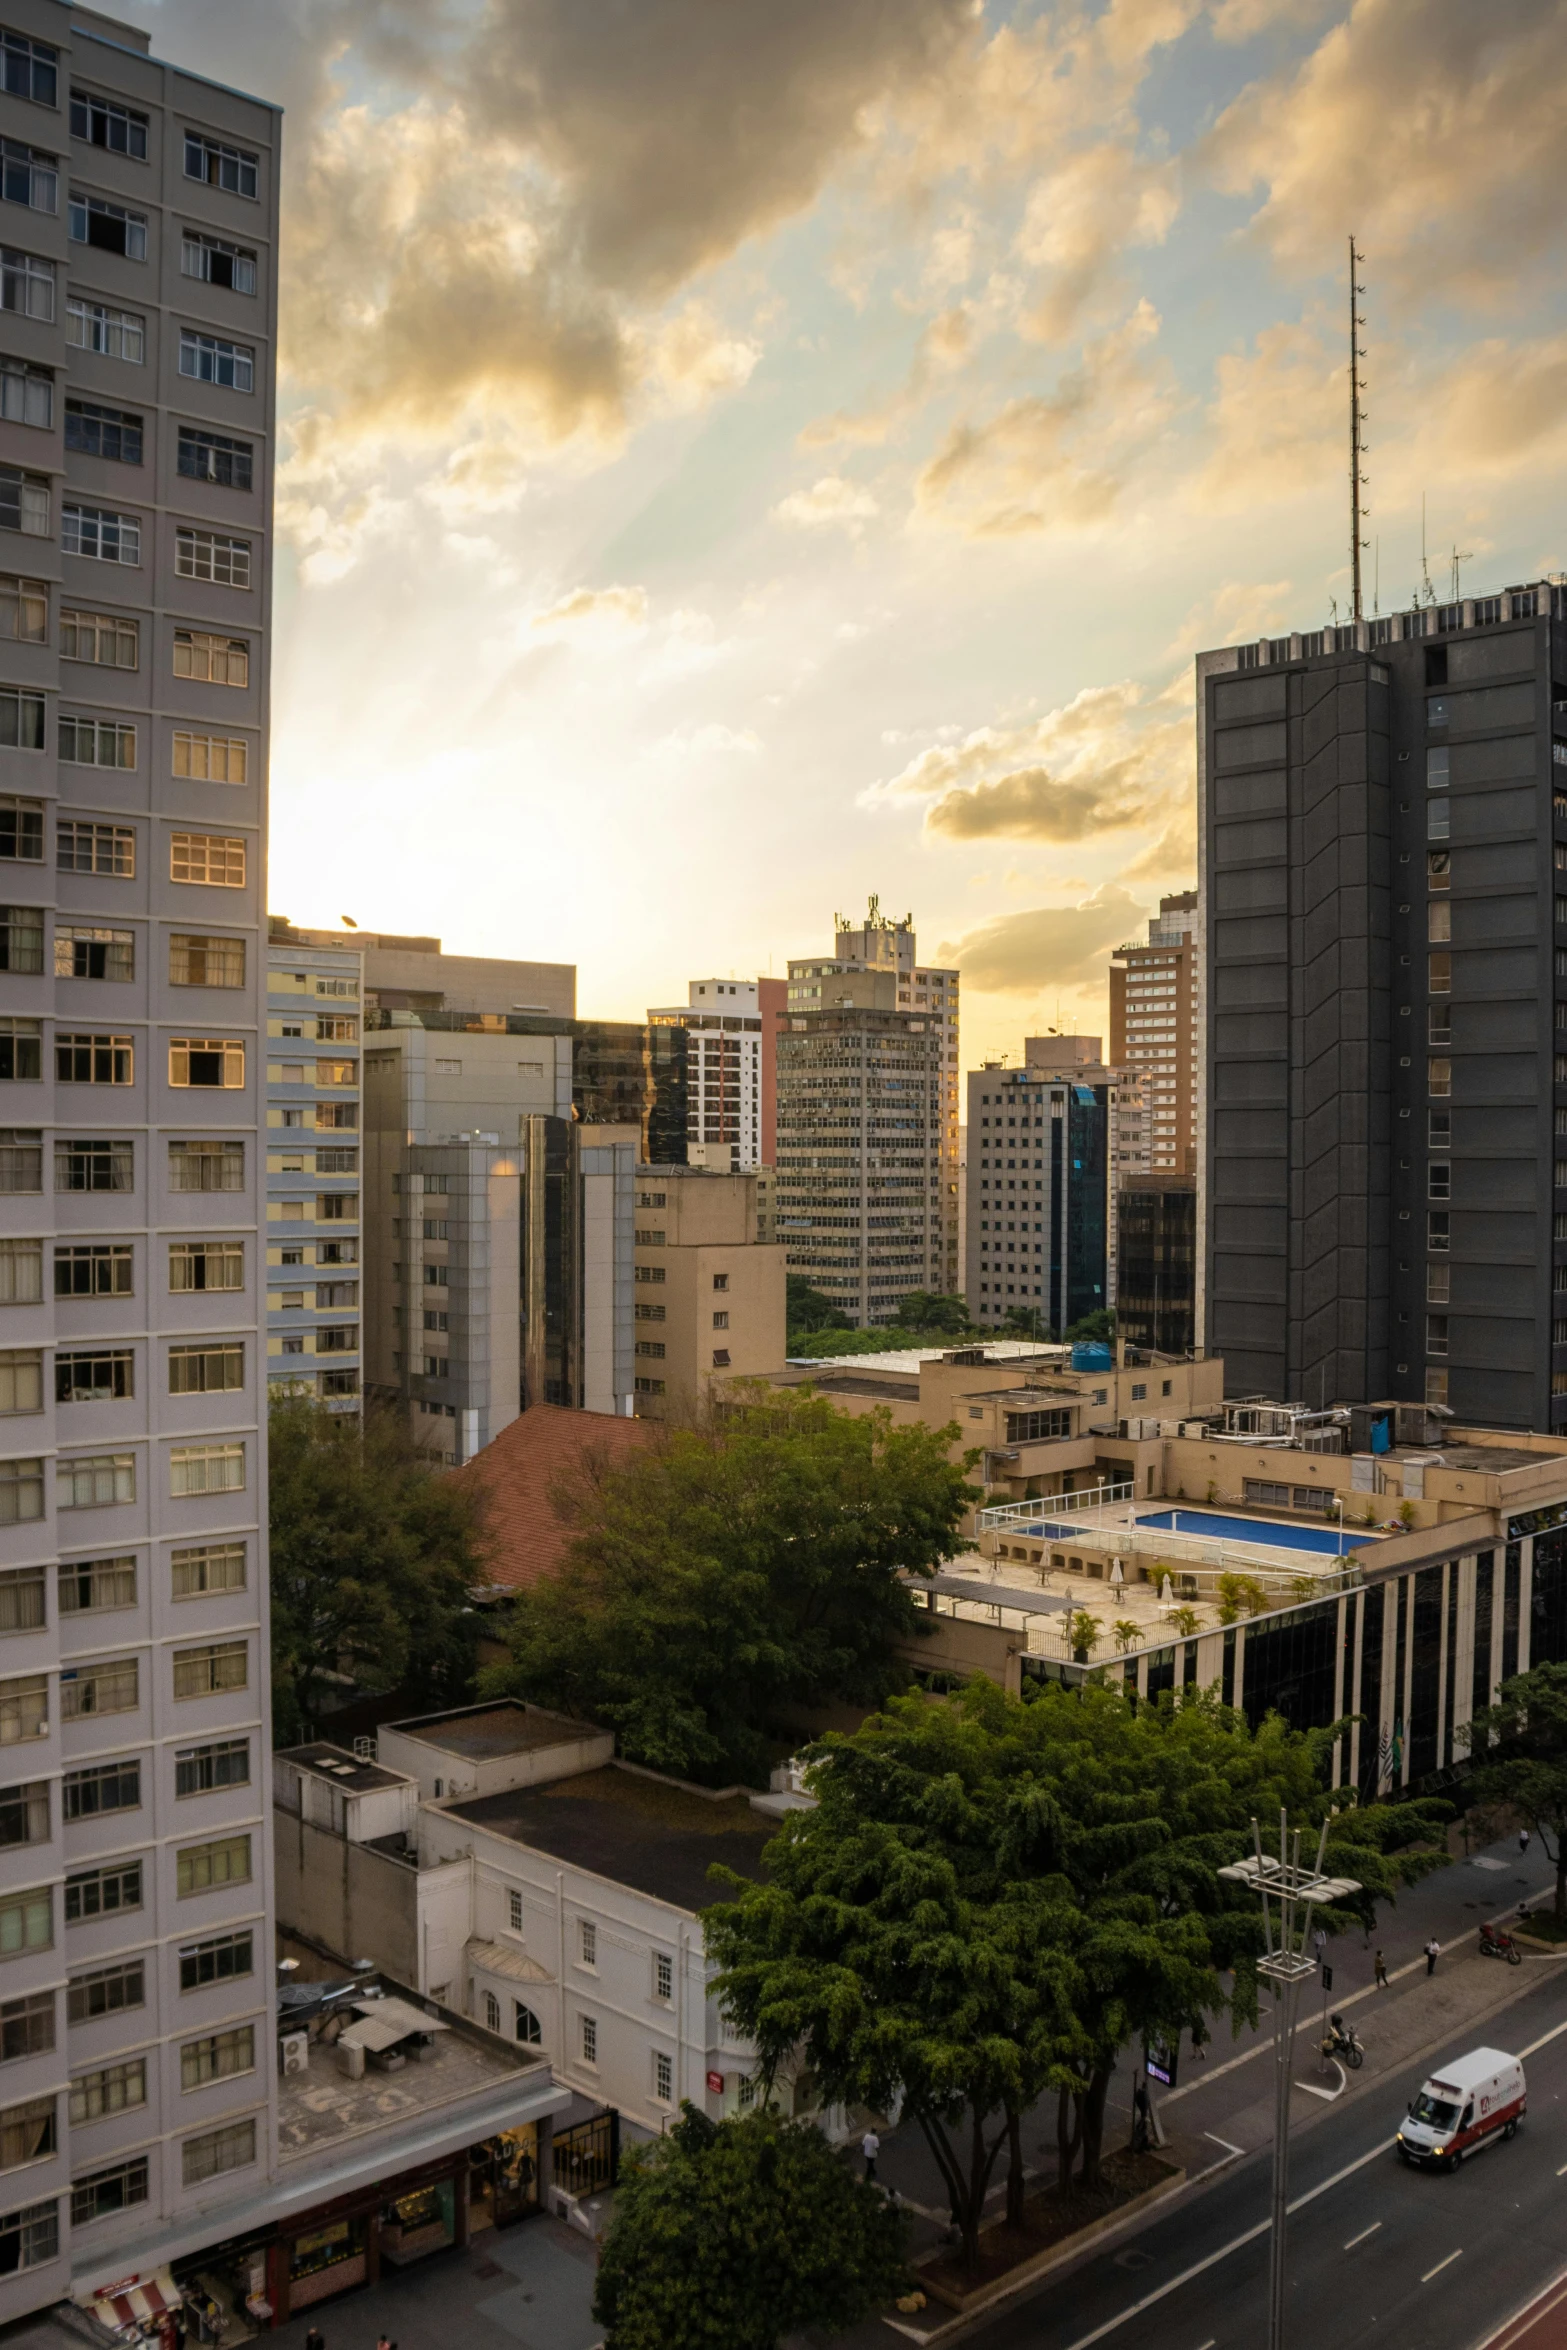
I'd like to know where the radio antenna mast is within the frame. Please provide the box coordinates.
[1348,236,1368,622]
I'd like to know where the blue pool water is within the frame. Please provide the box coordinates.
[1133,1508,1368,1556]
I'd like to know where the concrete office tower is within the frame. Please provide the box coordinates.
[964,1042,1111,1331]
[1109,891,1199,1175]
[647,976,786,1169]
[775,902,959,1323]
[264,937,361,1414]
[1198,581,1567,1426]
[0,11,279,2314]
[630,1164,785,1417]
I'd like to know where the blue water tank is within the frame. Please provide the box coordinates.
[1071,1341,1113,1372]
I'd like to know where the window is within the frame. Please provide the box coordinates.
[0,906,40,972]
[55,927,134,981]
[176,1833,250,1896]
[0,141,55,213]
[712,1272,730,1291]
[1426,745,1450,789]
[1428,952,1451,995]
[63,398,141,463]
[653,2050,672,2103]
[70,89,146,156]
[168,1342,243,1396]
[0,798,41,862]
[711,1348,730,1368]
[57,821,133,875]
[0,1143,39,1203]
[1428,1162,1452,1202]
[178,330,253,393]
[176,530,250,590]
[1427,796,1449,843]
[654,1951,673,2002]
[1,32,55,107]
[55,1033,133,1084]
[0,2195,57,2274]
[180,2023,253,2089]
[63,503,139,564]
[170,1444,243,1500]
[170,937,245,996]
[317,1191,356,1220]
[67,193,145,261]
[0,1991,52,2061]
[180,230,256,294]
[179,1929,251,1991]
[0,1020,39,1081]
[66,299,143,362]
[0,578,43,641]
[1427,1262,1450,1306]
[183,2116,256,2187]
[169,1242,242,1294]
[58,1556,135,1613]
[0,469,46,539]
[0,1781,46,1848]
[0,1351,38,1414]
[55,1243,134,1299]
[507,1889,524,1933]
[59,716,135,768]
[69,2059,144,2125]
[175,1739,248,1797]
[483,1991,500,2033]
[169,1037,244,1089]
[737,2074,757,2111]
[170,1139,242,1193]
[62,1761,138,1821]
[64,1946,138,2009]
[171,1543,244,1599]
[1428,900,1451,943]
[0,1887,49,1957]
[0,1676,43,1743]
[173,1640,247,1699]
[177,425,252,491]
[0,2096,52,2172]
[1428,1210,1450,1253]
[0,1461,41,1527]
[0,248,51,320]
[184,132,257,199]
[0,689,42,747]
[634,1339,664,1359]
[0,360,49,427]
[58,1452,134,1509]
[60,1657,136,1718]
[174,629,248,686]
[55,1139,132,1193]
[171,833,245,887]
[633,1376,665,1396]
[512,2001,541,2045]
[580,2015,597,2064]
[72,2158,147,2226]
[579,1920,596,1967]
[0,1566,42,1629]
[1426,1314,1449,1357]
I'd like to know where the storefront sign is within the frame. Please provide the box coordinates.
[706,2070,724,2094]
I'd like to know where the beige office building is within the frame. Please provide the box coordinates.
[1109,891,1199,1175]
[632,1165,784,1419]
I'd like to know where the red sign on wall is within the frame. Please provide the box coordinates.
[706,2071,724,2095]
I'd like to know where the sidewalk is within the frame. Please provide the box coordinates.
[260,2214,603,2350]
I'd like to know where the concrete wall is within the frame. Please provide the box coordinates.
[273,1811,420,1982]
[376,1719,615,1803]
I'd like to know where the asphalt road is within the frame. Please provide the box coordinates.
[970,1967,1567,2350]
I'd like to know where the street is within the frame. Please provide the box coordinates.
[963,1967,1567,2350]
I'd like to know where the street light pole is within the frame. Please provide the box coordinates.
[1219,1812,1361,2350]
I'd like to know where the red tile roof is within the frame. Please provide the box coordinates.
[453,1404,662,1593]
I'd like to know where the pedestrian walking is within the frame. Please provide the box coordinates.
[1374,1948,1389,1988]
[303,2330,325,2350]
[1312,1927,1326,1967]
[1520,1827,1531,1855]
[861,2127,881,2184]
[1426,1937,1440,1975]
[1189,2013,1208,2062]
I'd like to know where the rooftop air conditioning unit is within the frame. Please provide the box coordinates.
[279,2030,309,2078]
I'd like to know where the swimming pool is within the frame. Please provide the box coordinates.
[1133,1508,1368,1556]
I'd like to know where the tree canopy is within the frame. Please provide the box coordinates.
[786,1275,852,1335]
[482,1389,976,1784]
[267,1394,489,1744]
[1460,1659,1567,1922]
[707,1680,1447,2261]
[593,2105,907,2350]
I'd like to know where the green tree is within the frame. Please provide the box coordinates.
[786,1275,852,1335]
[483,1389,976,1784]
[1067,1608,1103,1659]
[895,1291,973,1335]
[267,1394,489,1743]
[1216,1571,1269,1623]
[1169,1605,1202,1639]
[1063,1309,1116,1343]
[593,2105,908,2350]
[1460,1660,1567,1925]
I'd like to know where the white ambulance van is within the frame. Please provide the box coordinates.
[1396,2046,1526,2170]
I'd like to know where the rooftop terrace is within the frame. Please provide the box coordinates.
[277,1983,547,2165]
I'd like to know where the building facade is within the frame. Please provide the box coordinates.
[775,904,960,1323]
[264,936,361,1413]
[630,1163,785,1418]
[1115,1174,1196,1355]
[0,9,281,2317]
[1109,891,1199,1177]
[964,1058,1109,1331]
[1198,582,1567,1426]
[647,977,784,1171]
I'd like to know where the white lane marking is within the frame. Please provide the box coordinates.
[1345,2223,1383,2250]
[1424,2250,1464,2284]
[1204,2133,1246,2158]
[1519,2018,1567,2060]
[1296,2060,1347,2102]
[1556,2162,1567,2178]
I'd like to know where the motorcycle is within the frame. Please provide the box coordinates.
[1320,2015,1365,2069]
[1479,1921,1523,1965]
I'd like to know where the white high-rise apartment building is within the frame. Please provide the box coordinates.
[648,978,765,1169]
[1110,891,1199,1175]
[0,9,278,2315]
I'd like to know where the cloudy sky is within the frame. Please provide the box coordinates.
[129,0,1567,1064]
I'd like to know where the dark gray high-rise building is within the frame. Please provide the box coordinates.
[1199,580,1567,1430]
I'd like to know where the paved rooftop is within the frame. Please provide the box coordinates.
[277,2000,544,2165]
[390,1701,593,1760]
[449,1765,776,1913]
[277,1741,408,1794]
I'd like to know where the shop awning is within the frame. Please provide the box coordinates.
[90,2267,183,2337]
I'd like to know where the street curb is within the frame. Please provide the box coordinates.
[911,2165,1186,2319]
